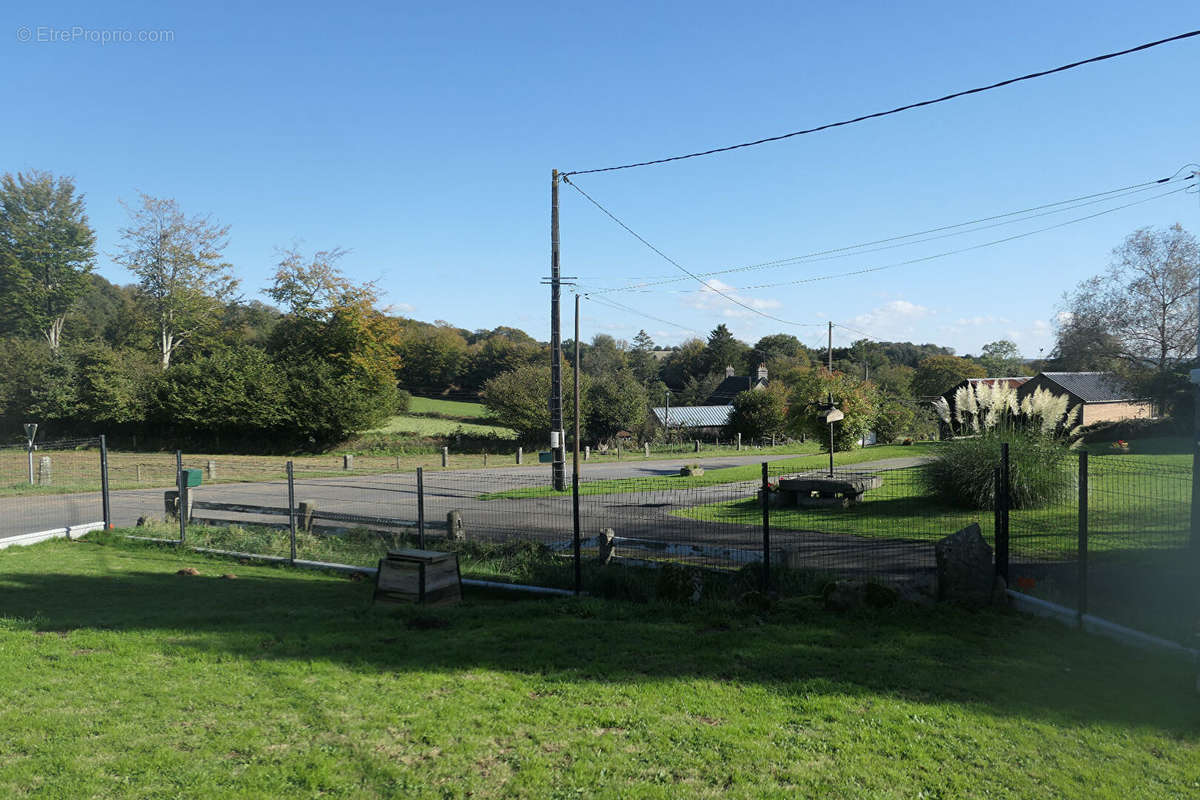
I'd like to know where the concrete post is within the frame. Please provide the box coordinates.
[516,447,523,465]
[136,464,143,483]
[447,510,465,541]
[598,528,616,565]
[483,453,488,467]
[396,455,402,470]
[441,447,449,468]
[163,490,193,522]
[37,455,51,486]
[644,442,650,458]
[298,500,317,532]
[694,439,700,453]
[206,460,216,480]
[584,446,590,461]
[343,454,354,470]
[737,432,742,451]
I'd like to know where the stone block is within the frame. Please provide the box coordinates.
[934,523,995,608]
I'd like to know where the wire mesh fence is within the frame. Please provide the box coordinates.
[13,436,1185,647]
[0,436,107,539]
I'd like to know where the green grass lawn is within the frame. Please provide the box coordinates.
[366,414,517,438]
[677,452,1190,558]
[482,443,935,499]
[408,396,490,418]
[0,537,1196,798]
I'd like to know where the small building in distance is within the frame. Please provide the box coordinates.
[650,405,732,438]
[1016,372,1154,426]
[705,364,769,405]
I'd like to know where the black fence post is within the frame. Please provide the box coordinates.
[175,450,186,545]
[1077,451,1088,627]
[287,461,297,566]
[995,443,1010,584]
[99,434,111,530]
[761,462,771,593]
[416,467,426,549]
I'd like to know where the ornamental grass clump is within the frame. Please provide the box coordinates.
[926,381,1081,511]
[922,428,1076,510]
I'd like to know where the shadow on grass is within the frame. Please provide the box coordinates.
[0,540,1196,739]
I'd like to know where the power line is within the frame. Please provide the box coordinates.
[731,183,1193,291]
[580,290,704,336]
[564,29,1200,175]
[563,175,823,328]
[588,166,1198,294]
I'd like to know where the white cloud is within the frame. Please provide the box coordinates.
[682,279,782,319]
[388,302,416,314]
[845,299,934,341]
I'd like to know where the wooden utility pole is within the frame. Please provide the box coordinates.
[550,170,565,491]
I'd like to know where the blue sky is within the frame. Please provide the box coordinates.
[4,1,1199,356]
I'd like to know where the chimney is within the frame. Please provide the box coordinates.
[725,365,735,378]
[756,363,768,382]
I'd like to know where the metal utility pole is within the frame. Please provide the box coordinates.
[1190,276,1200,552]
[664,392,671,444]
[550,169,565,491]
[572,294,582,594]
[827,322,835,477]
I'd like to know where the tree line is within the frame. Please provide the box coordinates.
[1,169,1191,451]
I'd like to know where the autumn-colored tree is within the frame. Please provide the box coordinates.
[786,369,880,451]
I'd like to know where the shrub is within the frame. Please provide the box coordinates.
[922,428,1076,510]
[394,389,412,414]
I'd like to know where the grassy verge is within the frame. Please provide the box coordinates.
[0,537,1195,798]
[482,444,936,499]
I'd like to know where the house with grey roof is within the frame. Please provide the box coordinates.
[705,364,768,405]
[1016,372,1154,426]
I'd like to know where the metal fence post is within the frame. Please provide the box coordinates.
[417,467,426,549]
[761,462,771,593]
[1077,451,1088,626]
[99,435,111,530]
[176,450,187,545]
[995,443,1010,583]
[287,461,297,566]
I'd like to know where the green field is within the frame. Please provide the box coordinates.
[0,537,1195,798]
[366,414,517,438]
[408,396,490,418]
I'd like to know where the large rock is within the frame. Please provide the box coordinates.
[934,523,995,608]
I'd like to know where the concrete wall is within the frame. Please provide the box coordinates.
[1080,400,1155,427]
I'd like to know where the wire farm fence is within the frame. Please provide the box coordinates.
[0,436,108,545]
[18,438,1190,649]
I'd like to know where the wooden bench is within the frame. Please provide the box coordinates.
[373,549,462,606]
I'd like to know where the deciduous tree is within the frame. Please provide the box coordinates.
[0,171,96,351]
[113,194,239,369]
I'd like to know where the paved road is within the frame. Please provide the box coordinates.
[0,452,940,579]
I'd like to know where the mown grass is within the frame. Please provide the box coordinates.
[481,444,936,499]
[677,453,1189,556]
[366,414,517,438]
[408,396,490,418]
[0,537,1196,798]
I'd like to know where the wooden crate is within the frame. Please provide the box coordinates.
[373,549,462,606]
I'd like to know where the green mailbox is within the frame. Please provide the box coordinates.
[181,468,203,488]
[538,451,554,463]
